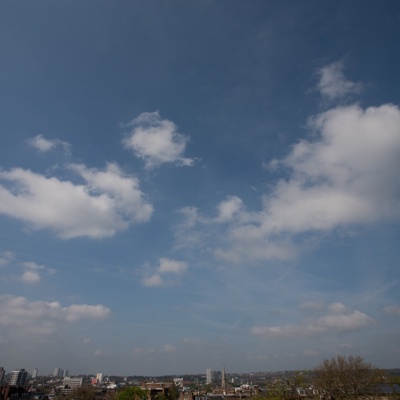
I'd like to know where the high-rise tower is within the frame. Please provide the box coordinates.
[9,369,28,386]
[206,368,212,384]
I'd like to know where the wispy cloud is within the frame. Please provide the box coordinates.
[215,196,243,222]
[28,134,71,154]
[0,295,111,336]
[0,162,153,238]
[317,61,362,101]
[122,111,195,169]
[19,261,56,284]
[141,258,188,287]
[383,305,400,316]
[0,251,14,266]
[251,303,374,338]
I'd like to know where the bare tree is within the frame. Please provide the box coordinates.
[313,355,382,400]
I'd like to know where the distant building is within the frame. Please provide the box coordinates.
[96,373,103,384]
[8,369,28,386]
[141,382,174,400]
[206,369,213,385]
[221,365,226,389]
[173,378,184,387]
[0,367,5,383]
[32,368,39,379]
[63,376,83,390]
[53,368,65,378]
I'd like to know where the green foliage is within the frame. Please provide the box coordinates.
[66,386,97,400]
[116,386,148,400]
[167,385,179,400]
[155,394,169,400]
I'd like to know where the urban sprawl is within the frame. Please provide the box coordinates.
[1,359,400,400]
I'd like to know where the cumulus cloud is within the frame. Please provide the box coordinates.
[158,258,188,274]
[216,196,243,222]
[0,162,153,239]
[21,261,56,274]
[21,270,41,284]
[0,295,110,335]
[251,303,374,338]
[213,103,400,262]
[0,258,56,285]
[141,257,188,287]
[317,61,362,100]
[28,134,70,154]
[141,274,163,288]
[122,111,195,169]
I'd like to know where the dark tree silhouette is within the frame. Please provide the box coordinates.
[314,355,382,400]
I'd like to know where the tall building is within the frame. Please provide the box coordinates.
[0,367,5,383]
[221,365,226,389]
[9,369,28,386]
[53,368,64,378]
[96,373,103,384]
[206,368,213,384]
[32,368,39,378]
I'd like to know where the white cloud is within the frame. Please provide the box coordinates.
[21,270,41,284]
[158,257,188,274]
[214,103,400,262]
[251,303,374,338]
[28,134,70,153]
[21,260,56,275]
[22,261,46,271]
[216,196,243,222]
[141,274,164,288]
[317,310,374,332]
[63,304,111,322]
[317,61,362,100]
[122,111,195,169]
[0,163,153,239]
[141,257,188,287]
[0,295,110,335]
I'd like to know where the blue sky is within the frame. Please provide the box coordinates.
[1,1,400,376]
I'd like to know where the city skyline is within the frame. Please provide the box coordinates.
[0,1,400,375]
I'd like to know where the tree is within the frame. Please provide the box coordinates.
[253,372,308,400]
[66,386,97,400]
[313,355,382,400]
[167,385,179,400]
[116,386,148,400]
